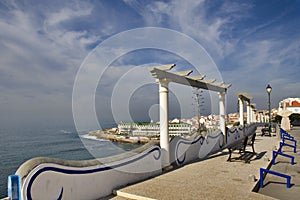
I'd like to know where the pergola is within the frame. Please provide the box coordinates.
[250,103,257,123]
[236,92,253,126]
[149,64,231,168]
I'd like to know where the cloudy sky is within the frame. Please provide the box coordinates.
[0,0,299,130]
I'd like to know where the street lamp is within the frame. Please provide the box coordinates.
[266,84,272,133]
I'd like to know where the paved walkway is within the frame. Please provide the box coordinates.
[258,126,300,200]
[111,128,281,200]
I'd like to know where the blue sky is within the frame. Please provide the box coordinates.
[0,0,299,129]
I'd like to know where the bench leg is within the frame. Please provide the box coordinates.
[252,144,256,154]
[227,149,232,162]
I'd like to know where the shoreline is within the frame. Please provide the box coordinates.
[87,128,159,144]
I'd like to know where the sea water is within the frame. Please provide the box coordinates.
[0,125,140,198]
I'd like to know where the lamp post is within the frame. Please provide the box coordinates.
[266,84,272,133]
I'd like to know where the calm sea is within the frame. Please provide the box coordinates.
[0,124,140,198]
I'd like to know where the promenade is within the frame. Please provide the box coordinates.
[258,126,300,199]
[112,127,282,200]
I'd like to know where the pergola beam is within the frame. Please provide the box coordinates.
[150,67,230,93]
[151,64,176,71]
[236,92,253,101]
[190,75,206,80]
[174,70,193,76]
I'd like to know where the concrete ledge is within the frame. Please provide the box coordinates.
[16,141,158,179]
[114,190,156,200]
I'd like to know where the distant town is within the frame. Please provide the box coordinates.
[88,97,300,144]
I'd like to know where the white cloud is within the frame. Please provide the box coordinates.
[1,0,300,127]
[222,36,300,111]
[45,7,92,27]
[0,1,103,126]
[124,0,255,62]
[42,5,101,52]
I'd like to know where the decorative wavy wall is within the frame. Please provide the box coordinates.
[9,124,258,199]
[15,145,161,200]
[170,124,257,166]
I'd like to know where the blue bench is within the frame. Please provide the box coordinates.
[260,168,291,188]
[272,151,295,165]
[280,128,294,140]
[279,141,297,153]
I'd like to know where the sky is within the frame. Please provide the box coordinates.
[0,0,299,130]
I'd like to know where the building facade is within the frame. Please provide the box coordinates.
[118,122,192,137]
[278,98,300,114]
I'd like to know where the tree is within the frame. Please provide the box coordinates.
[274,115,282,124]
[289,113,300,121]
[290,113,300,126]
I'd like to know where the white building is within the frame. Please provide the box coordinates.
[118,122,192,137]
[278,98,300,114]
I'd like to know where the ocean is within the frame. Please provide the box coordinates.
[0,124,141,198]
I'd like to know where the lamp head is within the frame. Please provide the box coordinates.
[266,84,272,94]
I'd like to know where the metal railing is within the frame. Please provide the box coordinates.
[260,168,291,188]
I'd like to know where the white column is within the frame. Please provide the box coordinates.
[219,92,226,136]
[238,97,244,126]
[159,79,170,168]
[250,105,253,123]
[249,106,253,123]
[252,109,256,123]
[266,115,269,123]
[246,101,251,124]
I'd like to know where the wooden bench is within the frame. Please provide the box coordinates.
[261,127,271,136]
[227,133,256,163]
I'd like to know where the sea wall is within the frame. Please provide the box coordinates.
[9,124,259,200]
[14,143,161,200]
[170,124,257,166]
[170,131,224,166]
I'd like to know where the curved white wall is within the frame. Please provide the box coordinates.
[9,124,259,200]
[17,145,161,200]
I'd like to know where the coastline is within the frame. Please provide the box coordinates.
[87,128,159,144]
